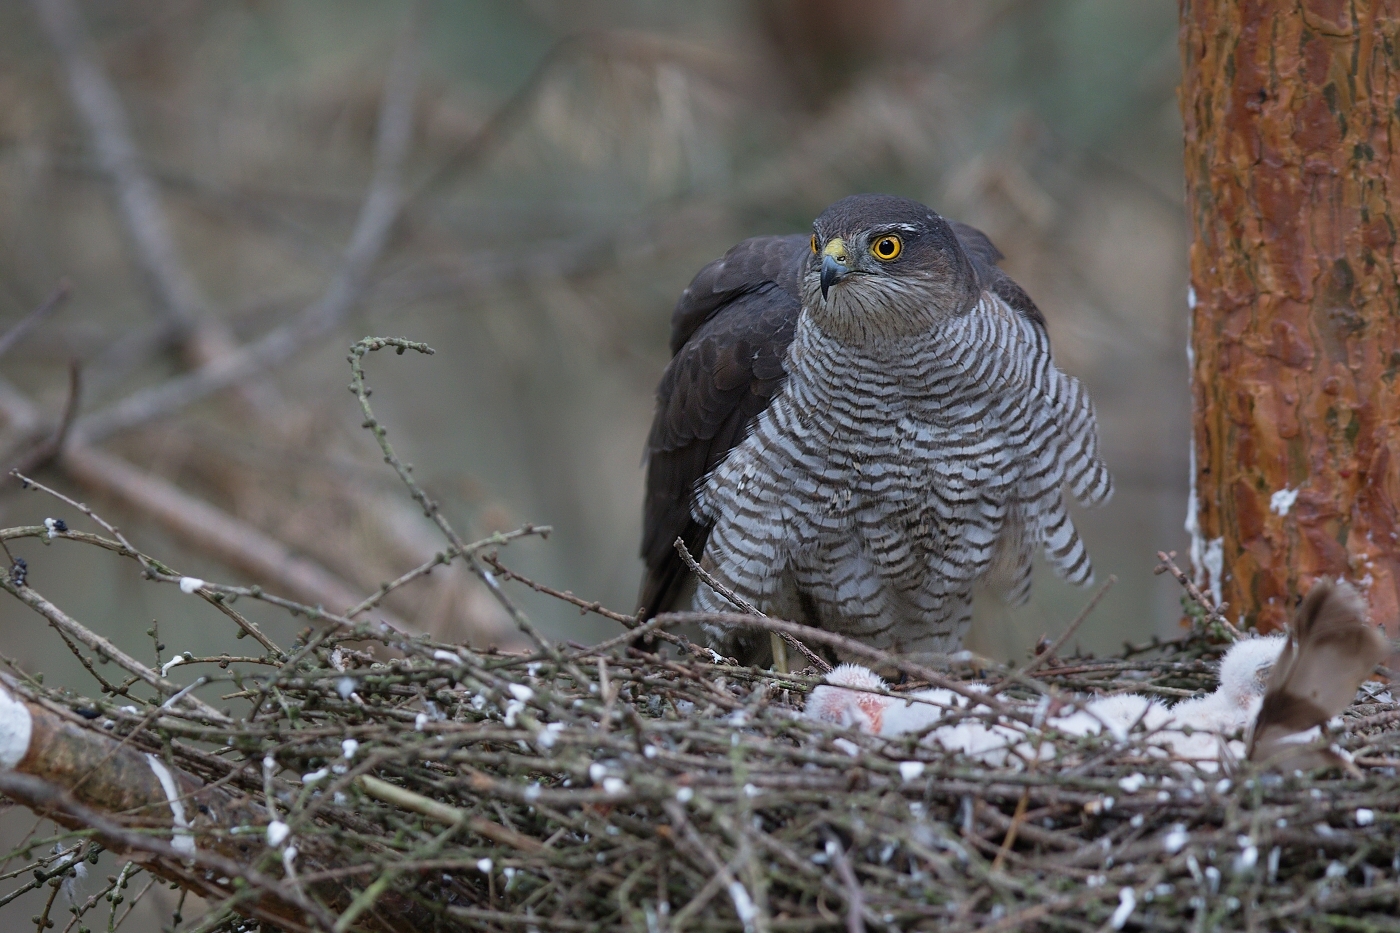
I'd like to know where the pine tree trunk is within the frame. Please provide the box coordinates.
[1180,0,1400,633]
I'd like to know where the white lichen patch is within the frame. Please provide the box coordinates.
[1203,537,1225,606]
[1269,487,1299,516]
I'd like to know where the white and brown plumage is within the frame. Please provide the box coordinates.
[640,194,1112,664]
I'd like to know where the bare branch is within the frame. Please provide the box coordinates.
[346,526,550,620]
[1154,550,1244,641]
[0,574,227,722]
[657,610,1022,718]
[347,337,556,654]
[27,0,240,371]
[71,13,423,446]
[984,574,1117,700]
[0,282,71,362]
[0,770,336,933]
[9,360,81,475]
[56,446,403,626]
[675,537,831,673]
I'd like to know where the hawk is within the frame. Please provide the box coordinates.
[639,194,1112,665]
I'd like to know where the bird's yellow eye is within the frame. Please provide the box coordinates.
[871,234,902,261]
[811,234,819,254]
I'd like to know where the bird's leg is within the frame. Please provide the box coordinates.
[769,633,790,674]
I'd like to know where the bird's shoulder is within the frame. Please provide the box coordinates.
[667,233,810,353]
[950,221,1047,333]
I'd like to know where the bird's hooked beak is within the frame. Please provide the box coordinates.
[820,238,852,300]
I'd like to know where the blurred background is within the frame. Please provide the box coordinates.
[0,0,1191,684]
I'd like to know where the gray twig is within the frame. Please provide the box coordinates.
[69,8,423,445]
[987,574,1117,699]
[0,282,71,362]
[29,0,207,333]
[674,538,831,673]
[1154,550,1244,641]
[823,832,867,933]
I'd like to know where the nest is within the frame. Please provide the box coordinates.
[2,339,1399,933]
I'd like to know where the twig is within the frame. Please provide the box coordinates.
[0,771,338,933]
[989,791,1029,872]
[347,338,556,656]
[29,0,203,331]
[480,551,632,626]
[664,801,761,933]
[28,0,248,376]
[39,450,406,627]
[822,832,866,933]
[1154,550,1244,640]
[0,281,70,361]
[347,526,550,620]
[10,359,81,475]
[569,614,685,659]
[656,610,1020,719]
[674,538,831,673]
[674,537,762,616]
[0,574,227,723]
[987,574,1117,699]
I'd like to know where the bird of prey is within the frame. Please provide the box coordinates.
[639,194,1112,665]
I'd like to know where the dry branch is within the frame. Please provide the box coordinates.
[70,11,422,446]
[29,0,244,372]
[58,446,404,625]
[0,283,71,362]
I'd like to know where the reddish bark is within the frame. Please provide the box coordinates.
[1180,1,1400,633]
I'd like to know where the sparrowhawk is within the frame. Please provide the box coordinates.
[639,194,1112,665]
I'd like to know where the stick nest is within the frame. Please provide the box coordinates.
[2,339,1399,933]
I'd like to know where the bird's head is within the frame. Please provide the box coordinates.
[1216,633,1287,709]
[802,194,979,345]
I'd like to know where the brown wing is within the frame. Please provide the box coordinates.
[638,234,810,619]
[1247,579,1391,769]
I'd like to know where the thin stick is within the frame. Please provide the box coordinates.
[0,282,70,361]
[348,338,556,656]
[664,801,759,933]
[0,575,227,723]
[480,551,632,626]
[990,575,1118,698]
[347,526,550,620]
[30,0,205,332]
[48,451,409,625]
[9,360,81,475]
[657,610,1020,719]
[674,539,830,673]
[990,790,1030,872]
[823,831,866,933]
[70,9,422,445]
[1154,550,1245,640]
[0,771,338,932]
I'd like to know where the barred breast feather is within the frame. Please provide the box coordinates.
[690,293,1110,659]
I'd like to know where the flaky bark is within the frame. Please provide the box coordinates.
[1180,0,1400,632]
